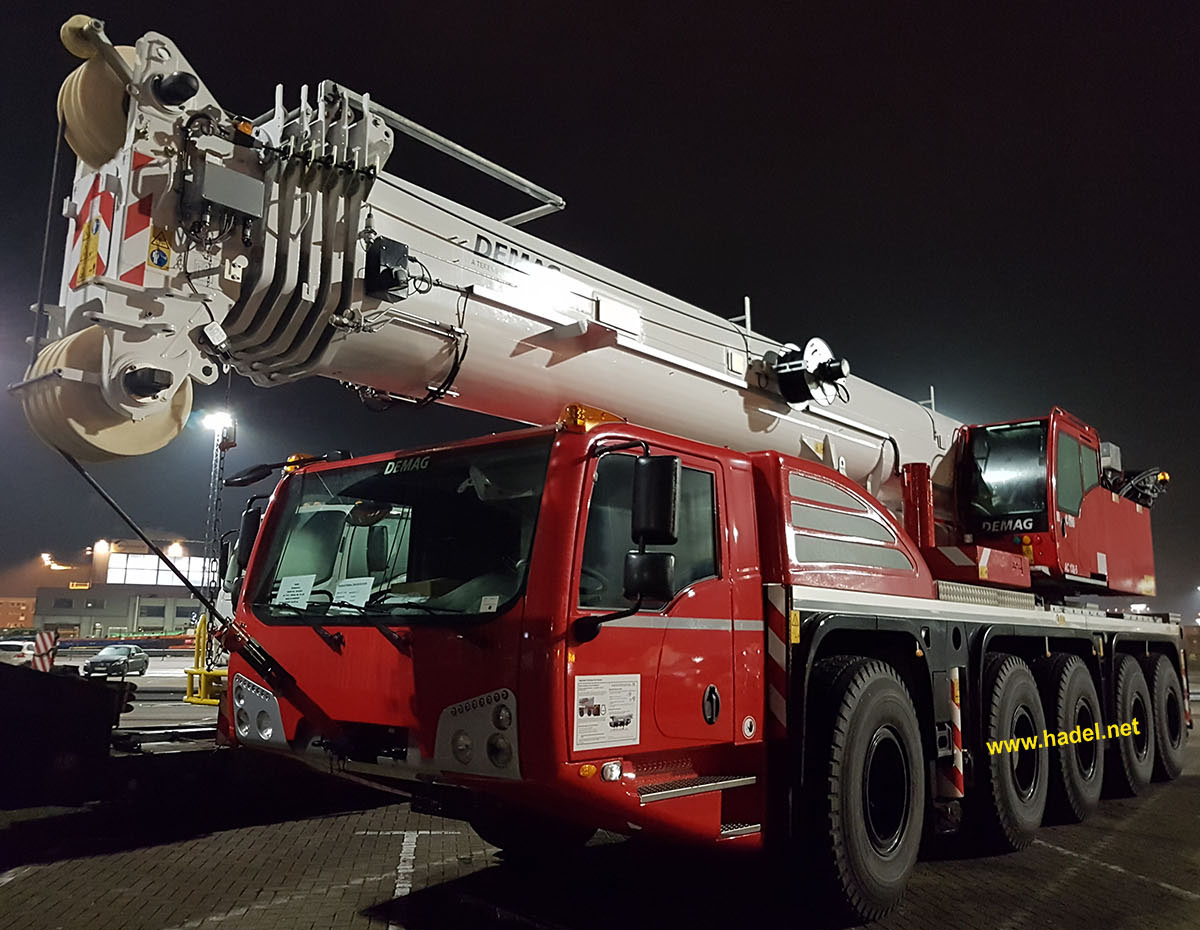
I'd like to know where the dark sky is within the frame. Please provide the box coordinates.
[1,4,1196,614]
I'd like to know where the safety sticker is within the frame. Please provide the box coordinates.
[273,574,315,608]
[148,227,172,269]
[573,674,640,752]
[77,216,101,285]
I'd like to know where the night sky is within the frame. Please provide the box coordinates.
[1,4,1195,614]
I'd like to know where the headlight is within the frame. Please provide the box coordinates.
[492,704,512,730]
[486,733,513,768]
[451,730,473,764]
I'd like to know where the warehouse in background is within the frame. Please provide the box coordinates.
[32,538,209,638]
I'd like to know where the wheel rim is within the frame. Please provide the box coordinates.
[1131,694,1150,760]
[1074,697,1098,778]
[862,725,910,856]
[1166,690,1183,749]
[1010,706,1039,800]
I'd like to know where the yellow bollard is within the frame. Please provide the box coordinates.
[184,614,226,706]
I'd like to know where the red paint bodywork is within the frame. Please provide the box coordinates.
[227,419,937,844]
[957,408,1157,596]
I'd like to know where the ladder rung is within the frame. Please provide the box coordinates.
[720,822,761,838]
[637,774,756,804]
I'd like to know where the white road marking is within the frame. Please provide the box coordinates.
[998,788,1170,930]
[384,830,462,930]
[1031,838,1200,902]
[0,866,38,888]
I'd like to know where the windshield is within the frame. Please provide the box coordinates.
[960,420,1049,535]
[248,437,553,622]
[98,646,131,656]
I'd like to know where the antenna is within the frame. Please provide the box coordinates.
[729,295,753,333]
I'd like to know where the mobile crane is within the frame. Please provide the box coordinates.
[15,17,1187,921]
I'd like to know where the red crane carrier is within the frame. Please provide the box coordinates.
[16,17,1187,920]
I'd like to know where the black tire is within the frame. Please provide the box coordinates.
[1141,654,1187,782]
[469,804,594,860]
[976,653,1047,850]
[1034,654,1104,823]
[802,656,925,923]
[1105,654,1155,796]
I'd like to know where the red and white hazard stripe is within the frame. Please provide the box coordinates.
[937,666,965,798]
[765,584,790,737]
[66,172,114,289]
[118,151,156,287]
[31,631,58,673]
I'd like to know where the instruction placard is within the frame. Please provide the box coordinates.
[333,576,373,607]
[273,574,315,608]
[573,674,640,751]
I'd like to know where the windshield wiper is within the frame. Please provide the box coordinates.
[251,603,348,652]
[254,602,305,614]
[325,600,392,614]
[255,599,463,617]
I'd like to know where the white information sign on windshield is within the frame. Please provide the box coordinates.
[273,574,315,608]
[333,576,374,607]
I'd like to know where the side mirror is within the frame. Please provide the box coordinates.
[624,551,675,602]
[221,538,241,593]
[218,537,232,581]
[236,506,262,570]
[224,463,277,487]
[631,455,680,545]
[367,524,390,573]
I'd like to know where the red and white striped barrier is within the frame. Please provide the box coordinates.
[31,631,58,672]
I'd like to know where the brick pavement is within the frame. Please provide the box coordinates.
[2,741,1197,930]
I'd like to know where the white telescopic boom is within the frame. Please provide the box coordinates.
[18,21,960,520]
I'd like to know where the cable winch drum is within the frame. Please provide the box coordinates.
[56,45,135,169]
[22,326,193,462]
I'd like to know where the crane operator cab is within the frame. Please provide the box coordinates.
[957,407,1168,597]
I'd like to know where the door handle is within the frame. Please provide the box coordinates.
[702,684,721,725]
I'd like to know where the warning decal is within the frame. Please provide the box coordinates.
[148,227,172,269]
[77,217,101,285]
[573,674,640,752]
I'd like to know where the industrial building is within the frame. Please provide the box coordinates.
[31,538,210,638]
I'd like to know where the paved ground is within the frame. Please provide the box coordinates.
[2,737,1197,930]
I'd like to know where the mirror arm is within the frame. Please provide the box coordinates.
[590,438,649,459]
[573,597,644,644]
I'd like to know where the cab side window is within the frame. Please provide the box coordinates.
[1056,432,1100,516]
[579,455,717,608]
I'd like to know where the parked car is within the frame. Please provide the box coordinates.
[82,645,150,676]
[0,641,35,666]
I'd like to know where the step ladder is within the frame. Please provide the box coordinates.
[636,774,761,838]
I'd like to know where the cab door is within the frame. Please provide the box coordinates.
[1049,411,1103,583]
[569,448,733,754]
